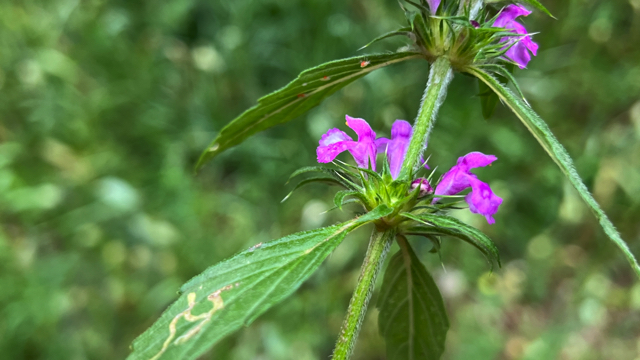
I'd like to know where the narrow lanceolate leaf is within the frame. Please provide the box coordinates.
[128,205,393,360]
[378,237,449,360]
[401,212,501,269]
[195,52,423,171]
[469,66,640,278]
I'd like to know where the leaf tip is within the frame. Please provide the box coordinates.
[194,143,223,173]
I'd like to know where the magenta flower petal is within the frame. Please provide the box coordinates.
[384,120,413,178]
[434,166,473,197]
[376,120,432,179]
[375,137,390,154]
[319,128,352,147]
[376,120,430,178]
[345,115,376,141]
[466,177,503,224]
[317,128,356,163]
[494,4,532,27]
[345,115,377,170]
[435,152,496,195]
[427,0,441,14]
[457,152,498,170]
[434,152,502,224]
[317,115,377,170]
[348,141,378,170]
[493,4,538,69]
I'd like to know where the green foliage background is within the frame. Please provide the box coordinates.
[1,0,640,359]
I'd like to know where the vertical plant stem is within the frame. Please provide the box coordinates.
[332,228,396,360]
[399,56,454,180]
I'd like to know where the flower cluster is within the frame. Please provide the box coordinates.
[317,115,503,224]
[402,1,539,69]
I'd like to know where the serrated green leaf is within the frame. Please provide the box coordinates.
[127,205,393,360]
[195,52,422,171]
[401,212,501,269]
[377,238,449,360]
[469,66,640,278]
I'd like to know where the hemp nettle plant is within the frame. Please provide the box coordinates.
[128,1,639,359]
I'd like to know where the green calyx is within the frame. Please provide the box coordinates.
[286,161,434,230]
[285,162,502,269]
[375,0,538,70]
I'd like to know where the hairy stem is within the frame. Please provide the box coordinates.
[332,228,396,360]
[399,56,454,180]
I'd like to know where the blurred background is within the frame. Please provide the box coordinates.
[1,0,640,359]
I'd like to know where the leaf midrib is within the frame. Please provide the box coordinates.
[216,54,422,149]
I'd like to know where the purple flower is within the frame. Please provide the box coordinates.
[375,120,412,179]
[376,120,430,179]
[317,115,377,170]
[466,177,503,224]
[493,4,539,69]
[435,152,503,224]
[427,0,441,14]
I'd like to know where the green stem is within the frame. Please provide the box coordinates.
[399,56,454,180]
[332,228,396,360]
